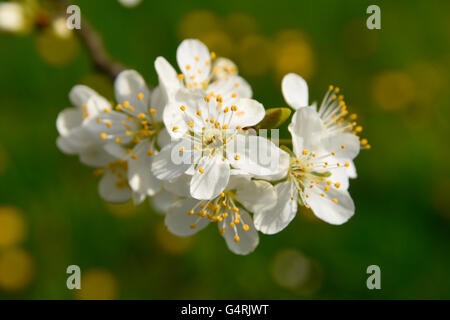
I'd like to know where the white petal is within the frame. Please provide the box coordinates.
[190,155,230,200]
[253,181,298,235]
[164,174,192,198]
[165,198,210,236]
[154,56,182,94]
[176,39,211,87]
[228,98,265,129]
[151,142,195,181]
[149,85,166,121]
[322,133,360,160]
[288,107,323,157]
[69,85,98,108]
[79,145,116,167]
[282,73,309,109]
[227,135,287,176]
[307,188,355,225]
[114,69,150,115]
[211,57,238,80]
[128,141,161,198]
[56,136,78,154]
[207,75,252,103]
[151,190,175,214]
[156,127,171,150]
[222,209,259,255]
[56,108,82,136]
[98,170,131,203]
[235,179,277,213]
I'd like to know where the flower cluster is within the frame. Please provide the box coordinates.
[56,39,369,255]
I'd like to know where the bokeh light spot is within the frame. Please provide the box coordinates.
[76,268,118,300]
[271,249,311,290]
[0,248,34,291]
[177,10,221,40]
[371,70,415,111]
[0,206,26,248]
[155,221,194,255]
[35,26,79,66]
[273,29,315,80]
[238,35,272,76]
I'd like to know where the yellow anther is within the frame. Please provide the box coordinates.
[179,147,184,153]
[210,52,216,59]
[231,93,237,98]
[199,167,204,174]
[222,125,228,129]
[106,121,112,128]
[220,192,225,198]
[196,110,202,116]
[97,118,103,124]
[128,106,135,112]
[178,74,184,80]
[149,108,157,114]
[188,210,194,215]
[324,186,330,191]
[223,107,229,113]
[234,154,240,161]
[243,224,249,231]
[131,154,137,160]
[231,105,237,111]
[138,113,146,119]
[302,149,309,155]
[344,162,350,167]
[236,125,242,130]
[185,64,191,70]
[190,223,196,229]
[194,56,200,61]
[115,137,122,144]
[341,145,346,149]
[204,96,210,102]
[291,196,295,200]
[334,182,341,188]
[115,104,123,111]
[137,93,144,100]
[321,193,325,197]
[331,152,336,156]
[123,101,130,108]
[100,133,107,140]
[188,121,194,128]
[350,113,357,120]
[355,126,363,133]
[223,213,228,218]
[219,228,226,234]
[180,105,186,111]
[361,138,368,145]
[329,85,334,91]
[233,207,239,213]
[234,235,240,243]
[230,222,235,228]
[172,126,179,132]
[332,198,339,203]
[103,108,110,113]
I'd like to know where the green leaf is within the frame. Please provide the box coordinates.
[257,107,292,129]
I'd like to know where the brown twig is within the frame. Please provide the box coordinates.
[76,17,125,80]
[55,0,125,80]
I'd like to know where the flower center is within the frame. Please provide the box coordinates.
[187,191,250,243]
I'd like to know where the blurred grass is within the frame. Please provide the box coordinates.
[0,0,449,299]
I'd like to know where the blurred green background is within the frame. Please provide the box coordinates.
[0,0,449,299]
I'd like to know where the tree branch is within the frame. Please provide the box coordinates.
[76,17,125,80]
